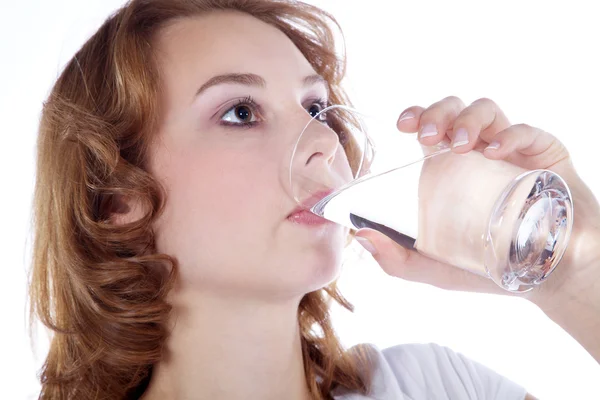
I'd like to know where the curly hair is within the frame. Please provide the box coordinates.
[28,0,374,398]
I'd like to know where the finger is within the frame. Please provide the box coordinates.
[396,106,425,133]
[482,123,571,171]
[417,96,466,145]
[354,228,508,295]
[449,97,511,154]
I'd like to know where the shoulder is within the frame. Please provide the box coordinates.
[332,342,527,400]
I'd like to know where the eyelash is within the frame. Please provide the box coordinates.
[218,96,330,129]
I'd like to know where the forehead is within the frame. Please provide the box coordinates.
[154,11,316,86]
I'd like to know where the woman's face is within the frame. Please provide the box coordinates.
[148,11,351,299]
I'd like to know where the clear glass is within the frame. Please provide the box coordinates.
[289,105,574,293]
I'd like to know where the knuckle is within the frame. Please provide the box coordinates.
[513,122,532,131]
[471,97,496,108]
[419,106,440,122]
[421,96,464,123]
[537,144,570,168]
[443,96,466,112]
[443,95,463,105]
[547,138,570,158]
[453,110,479,126]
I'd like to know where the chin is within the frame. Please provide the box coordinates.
[276,227,349,293]
[304,247,345,292]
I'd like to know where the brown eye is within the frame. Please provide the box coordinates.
[220,99,261,127]
[308,103,322,118]
[234,105,251,121]
[307,103,328,123]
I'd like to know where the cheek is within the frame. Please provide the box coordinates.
[174,143,273,209]
[197,158,276,220]
[152,144,351,293]
[154,147,279,263]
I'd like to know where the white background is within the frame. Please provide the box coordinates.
[1,0,599,399]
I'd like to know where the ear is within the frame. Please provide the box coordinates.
[108,194,147,226]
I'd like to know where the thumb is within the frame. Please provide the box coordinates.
[354,228,506,294]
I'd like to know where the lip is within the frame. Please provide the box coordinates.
[286,210,332,226]
[287,189,334,217]
[286,189,335,225]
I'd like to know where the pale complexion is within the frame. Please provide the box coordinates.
[120,8,600,400]
[131,11,349,400]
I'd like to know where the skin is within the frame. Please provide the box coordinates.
[356,97,600,399]
[131,11,349,400]
[118,9,600,400]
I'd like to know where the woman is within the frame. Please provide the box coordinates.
[28,0,600,399]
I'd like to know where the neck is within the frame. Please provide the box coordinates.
[141,289,312,400]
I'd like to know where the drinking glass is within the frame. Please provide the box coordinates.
[288,105,573,293]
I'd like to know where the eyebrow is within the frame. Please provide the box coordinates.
[194,73,329,98]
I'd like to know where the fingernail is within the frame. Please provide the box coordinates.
[485,141,501,151]
[398,111,415,123]
[452,128,469,148]
[355,236,377,255]
[419,123,438,139]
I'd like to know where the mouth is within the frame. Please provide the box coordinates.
[287,189,334,218]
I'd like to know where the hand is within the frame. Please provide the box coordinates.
[354,96,600,303]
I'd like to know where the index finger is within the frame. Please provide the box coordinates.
[396,106,426,133]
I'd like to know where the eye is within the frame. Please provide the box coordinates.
[308,103,322,118]
[221,102,259,126]
[307,101,329,123]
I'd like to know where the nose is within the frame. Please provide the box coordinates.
[295,118,339,170]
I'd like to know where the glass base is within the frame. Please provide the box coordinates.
[485,170,573,292]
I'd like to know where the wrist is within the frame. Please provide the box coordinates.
[530,224,600,306]
[528,226,600,362]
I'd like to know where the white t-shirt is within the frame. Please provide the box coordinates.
[331,343,527,399]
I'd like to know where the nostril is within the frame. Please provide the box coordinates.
[306,152,323,166]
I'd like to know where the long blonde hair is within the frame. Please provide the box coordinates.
[29,0,373,398]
